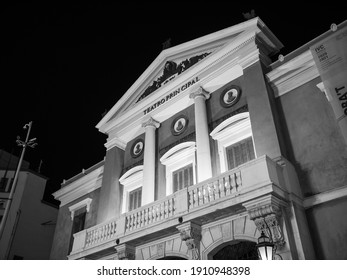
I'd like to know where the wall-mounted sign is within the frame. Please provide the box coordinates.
[220,85,242,108]
[131,139,144,158]
[310,25,347,143]
[143,76,199,115]
[171,115,189,136]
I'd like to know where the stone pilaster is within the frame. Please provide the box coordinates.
[177,222,201,260]
[189,86,212,182]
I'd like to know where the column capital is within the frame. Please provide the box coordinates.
[142,117,160,129]
[189,86,210,100]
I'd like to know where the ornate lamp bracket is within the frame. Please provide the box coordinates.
[246,202,286,248]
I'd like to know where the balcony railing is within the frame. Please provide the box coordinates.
[125,194,176,232]
[70,155,293,259]
[188,170,241,210]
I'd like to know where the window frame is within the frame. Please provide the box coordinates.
[210,112,256,172]
[119,165,143,213]
[160,142,197,195]
[128,187,142,212]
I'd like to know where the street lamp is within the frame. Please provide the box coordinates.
[0,121,37,241]
[256,231,274,260]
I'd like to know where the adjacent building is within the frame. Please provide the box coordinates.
[50,17,347,260]
[0,149,58,259]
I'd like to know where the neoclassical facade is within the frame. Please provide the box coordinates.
[50,17,347,260]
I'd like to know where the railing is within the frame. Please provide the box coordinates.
[125,194,176,232]
[70,156,290,258]
[85,220,117,247]
[188,171,242,209]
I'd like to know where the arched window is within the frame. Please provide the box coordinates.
[160,142,197,195]
[119,165,143,213]
[210,112,256,172]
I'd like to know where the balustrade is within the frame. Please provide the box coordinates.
[70,156,286,259]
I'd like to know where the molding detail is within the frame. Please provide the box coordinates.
[267,50,320,98]
[177,222,201,260]
[53,165,103,207]
[243,195,286,248]
[104,137,127,151]
[189,86,210,100]
[304,185,347,209]
[142,117,160,129]
[115,244,135,260]
[68,198,92,220]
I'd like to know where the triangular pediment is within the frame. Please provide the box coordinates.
[97,17,282,137]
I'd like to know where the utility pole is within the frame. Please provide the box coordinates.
[0,121,37,242]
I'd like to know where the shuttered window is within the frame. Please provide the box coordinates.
[226,137,255,170]
[172,164,194,193]
[129,187,142,211]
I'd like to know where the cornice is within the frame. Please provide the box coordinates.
[304,185,347,209]
[53,165,104,207]
[266,50,320,98]
[104,136,127,151]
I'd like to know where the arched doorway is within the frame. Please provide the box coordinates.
[210,241,258,260]
[158,256,187,260]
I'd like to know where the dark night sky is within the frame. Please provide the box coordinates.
[0,3,346,201]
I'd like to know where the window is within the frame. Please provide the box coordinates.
[128,187,142,211]
[119,165,143,213]
[0,177,8,192]
[69,209,86,254]
[226,137,255,169]
[67,198,92,253]
[211,112,256,172]
[160,142,197,195]
[172,164,194,192]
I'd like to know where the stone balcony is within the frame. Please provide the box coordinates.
[68,155,300,260]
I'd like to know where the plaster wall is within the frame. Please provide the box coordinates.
[8,173,57,259]
[306,196,347,259]
[276,78,347,196]
[50,188,100,260]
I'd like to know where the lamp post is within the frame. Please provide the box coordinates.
[0,121,37,241]
[256,231,275,260]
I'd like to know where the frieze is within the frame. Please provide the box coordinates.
[137,52,211,103]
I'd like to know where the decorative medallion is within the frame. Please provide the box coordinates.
[130,139,144,158]
[171,115,188,136]
[220,85,242,108]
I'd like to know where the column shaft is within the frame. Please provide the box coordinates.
[190,87,212,182]
[142,118,160,205]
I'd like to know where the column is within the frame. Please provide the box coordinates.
[189,86,212,182]
[142,117,160,205]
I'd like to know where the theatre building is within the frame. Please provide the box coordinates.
[50,17,347,260]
